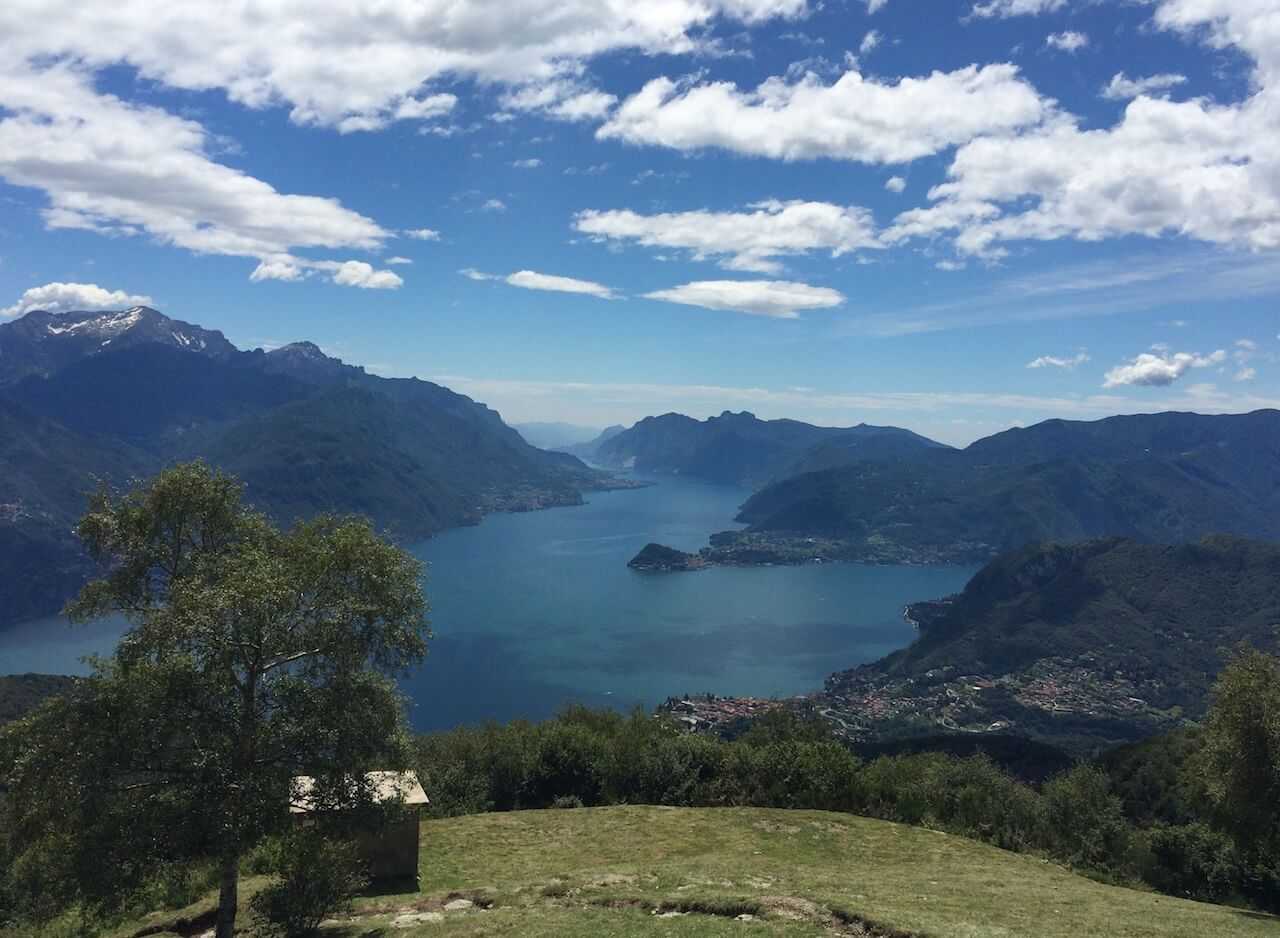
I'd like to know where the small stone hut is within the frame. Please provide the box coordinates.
[290,770,430,885]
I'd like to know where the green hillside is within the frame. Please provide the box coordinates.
[733,410,1280,563]
[114,806,1275,938]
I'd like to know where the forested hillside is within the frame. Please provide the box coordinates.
[0,307,610,628]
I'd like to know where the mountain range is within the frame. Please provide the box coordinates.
[728,410,1280,563]
[586,410,948,486]
[0,306,608,629]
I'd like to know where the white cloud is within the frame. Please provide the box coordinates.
[404,228,441,241]
[597,64,1048,164]
[0,64,391,285]
[867,0,889,12]
[505,270,617,299]
[885,176,907,193]
[481,199,508,212]
[1102,72,1187,100]
[512,158,543,168]
[2,281,153,318]
[385,256,413,265]
[1236,366,1257,381]
[330,261,404,290]
[1102,348,1226,388]
[0,1,807,132]
[1027,351,1089,369]
[935,259,967,271]
[1045,31,1089,53]
[249,258,307,283]
[860,31,882,55]
[460,267,616,298]
[644,279,845,318]
[970,0,1066,17]
[889,0,1280,258]
[575,200,879,274]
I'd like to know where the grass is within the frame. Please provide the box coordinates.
[355,806,1275,937]
[39,806,1279,938]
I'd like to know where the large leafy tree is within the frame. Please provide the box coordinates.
[1198,647,1280,887]
[2,463,428,938]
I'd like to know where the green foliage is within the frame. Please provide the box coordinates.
[1040,764,1130,871]
[249,831,368,938]
[1195,647,1280,907]
[0,463,429,937]
[1140,823,1241,903]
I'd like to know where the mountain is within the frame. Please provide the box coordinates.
[563,424,626,462]
[0,306,612,629]
[818,535,1280,750]
[592,411,947,486]
[513,422,604,451]
[0,306,236,386]
[733,410,1280,562]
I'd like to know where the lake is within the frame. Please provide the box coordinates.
[0,476,978,731]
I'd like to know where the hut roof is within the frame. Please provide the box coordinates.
[289,770,429,814]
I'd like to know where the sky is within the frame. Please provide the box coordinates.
[1,0,1278,446]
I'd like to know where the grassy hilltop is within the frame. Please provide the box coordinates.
[116,807,1274,938]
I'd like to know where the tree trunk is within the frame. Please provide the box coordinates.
[215,850,239,938]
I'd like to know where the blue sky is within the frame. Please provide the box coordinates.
[1,0,1278,445]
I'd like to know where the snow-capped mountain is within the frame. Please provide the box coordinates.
[0,306,237,385]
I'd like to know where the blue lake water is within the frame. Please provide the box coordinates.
[0,476,978,731]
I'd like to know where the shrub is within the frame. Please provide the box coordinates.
[1140,823,1240,902]
[249,831,368,938]
[1041,764,1129,870]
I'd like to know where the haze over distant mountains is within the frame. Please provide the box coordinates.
[0,306,607,628]
[585,411,948,487]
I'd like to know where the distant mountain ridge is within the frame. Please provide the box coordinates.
[0,306,237,386]
[592,410,948,486]
[733,409,1280,562]
[0,306,610,629]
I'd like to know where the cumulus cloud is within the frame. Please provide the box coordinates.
[2,281,153,318]
[644,279,845,318]
[885,176,907,193]
[0,2,812,282]
[498,79,618,123]
[1027,351,1089,369]
[331,261,403,289]
[506,270,617,298]
[1102,348,1226,388]
[888,0,1280,258]
[385,256,413,265]
[459,267,616,298]
[1045,31,1089,53]
[867,0,889,12]
[597,64,1047,164]
[404,228,441,241]
[970,0,1066,17]
[481,199,508,212]
[250,256,403,288]
[1102,72,1187,100]
[0,63,393,285]
[0,1,807,132]
[860,31,882,55]
[575,200,879,273]
[512,158,543,168]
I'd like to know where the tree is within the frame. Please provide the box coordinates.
[1198,647,1280,870]
[2,463,428,938]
